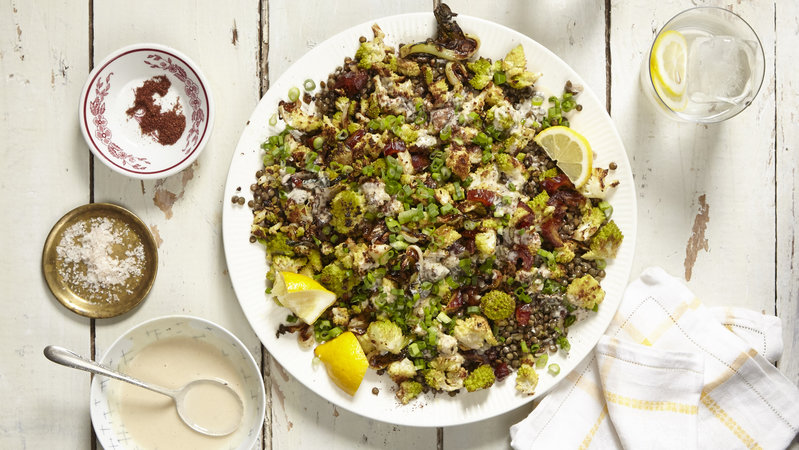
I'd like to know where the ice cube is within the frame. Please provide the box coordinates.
[686,36,754,104]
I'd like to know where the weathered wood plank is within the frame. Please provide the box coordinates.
[610,0,776,314]
[90,0,263,447]
[0,1,92,448]
[776,0,799,386]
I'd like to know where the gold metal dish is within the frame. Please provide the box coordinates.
[42,203,158,318]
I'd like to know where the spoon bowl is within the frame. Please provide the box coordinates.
[43,345,243,436]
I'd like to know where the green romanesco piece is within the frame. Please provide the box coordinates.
[475,230,497,256]
[464,364,496,392]
[515,364,539,395]
[480,290,516,321]
[501,44,542,89]
[431,225,462,249]
[354,24,388,69]
[397,58,421,77]
[565,274,605,310]
[573,206,606,242]
[317,263,351,297]
[330,190,365,234]
[396,380,423,404]
[529,191,553,219]
[485,104,516,130]
[466,58,495,90]
[266,233,295,256]
[366,320,407,354]
[554,241,577,264]
[539,167,559,180]
[582,220,623,260]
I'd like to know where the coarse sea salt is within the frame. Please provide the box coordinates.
[56,217,145,302]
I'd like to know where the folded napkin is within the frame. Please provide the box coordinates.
[510,267,799,450]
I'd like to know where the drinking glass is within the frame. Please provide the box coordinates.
[640,7,765,123]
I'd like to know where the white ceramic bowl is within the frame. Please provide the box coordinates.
[79,43,214,179]
[90,316,265,450]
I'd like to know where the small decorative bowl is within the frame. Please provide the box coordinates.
[90,316,265,449]
[79,43,214,179]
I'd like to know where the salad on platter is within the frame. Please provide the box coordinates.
[244,4,623,404]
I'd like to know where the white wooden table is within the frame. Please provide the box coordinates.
[2,0,797,448]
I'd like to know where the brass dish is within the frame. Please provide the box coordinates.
[42,203,158,318]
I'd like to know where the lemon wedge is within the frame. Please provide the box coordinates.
[314,331,369,396]
[272,271,336,325]
[650,30,688,110]
[533,126,593,188]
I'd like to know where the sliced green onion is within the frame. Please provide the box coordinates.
[440,125,452,141]
[520,341,529,353]
[596,259,607,270]
[548,364,561,375]
[269,114,278,126]
[532,95,545,106]
[493,71,506,85]
[436,311,452,324]
[336,129,349,141]
[303,79,316,91]
[466,305,481,315]
[288,87,300,102]
[536,353,548,369]
[440,204,455,215]
[598,201,613,219]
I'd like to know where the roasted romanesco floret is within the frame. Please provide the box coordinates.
[366,320,407,354]
[355,25,389,69]
[396,380,423,404]
[424,354,467,392]
[452,315,498,350]
[480,290,515,321]
[431,225,462,249]
[515,364,539,395]
[554,240,577,264]
[266,232,295,256]
[278,103,322,132]
[330,190,365,234]
[581,220,623,260]
[387,358,417,382]
[466,57,495,90]
[464,364,496,392]
[318,263,350,296]
[572,206,606,242]
[475,230,497,256]
[565,274,605,310]
[501,44,542,89]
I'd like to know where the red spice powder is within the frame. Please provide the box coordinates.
[126,75,186,146]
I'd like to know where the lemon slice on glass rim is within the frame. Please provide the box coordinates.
[650,30,688,111]
[534,126,593,188]
[272,271,336,324]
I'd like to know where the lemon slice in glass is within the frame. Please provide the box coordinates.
[533,126,593,188]
[272,271,336,324]
[650,30,688,111]
[314,331,369,396]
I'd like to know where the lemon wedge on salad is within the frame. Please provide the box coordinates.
[314,331,369,396]
[650,30,688,111]
[534,126,593,188]
[272,271,336,325]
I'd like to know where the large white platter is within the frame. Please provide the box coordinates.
[222,12,637,427]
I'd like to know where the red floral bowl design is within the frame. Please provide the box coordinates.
[79,44,214,179]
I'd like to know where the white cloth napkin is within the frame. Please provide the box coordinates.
[510,267,799,450]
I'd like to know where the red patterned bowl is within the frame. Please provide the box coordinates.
[79,44,214,179]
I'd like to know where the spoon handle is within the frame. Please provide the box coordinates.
[43,345,174,398]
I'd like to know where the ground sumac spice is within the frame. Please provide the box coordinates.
[126,75,186,146]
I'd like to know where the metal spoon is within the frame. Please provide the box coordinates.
[43,345,244,436]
